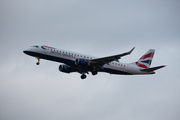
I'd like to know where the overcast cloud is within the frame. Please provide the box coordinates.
[0,0,180,120]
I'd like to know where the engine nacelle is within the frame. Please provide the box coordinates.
[75,58,89,67]
[59,64,72,73]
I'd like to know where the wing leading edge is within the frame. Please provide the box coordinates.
[90,47,135,67]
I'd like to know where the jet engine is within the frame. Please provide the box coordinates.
[59,64,72,73]
[75,58,89,67]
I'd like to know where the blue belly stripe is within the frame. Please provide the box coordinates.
[24,51,132,75]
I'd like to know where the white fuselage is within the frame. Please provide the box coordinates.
[24,45,151,76]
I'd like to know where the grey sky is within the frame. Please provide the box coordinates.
[0,0,180,120]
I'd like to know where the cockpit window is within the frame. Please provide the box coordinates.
[31,45,39,48]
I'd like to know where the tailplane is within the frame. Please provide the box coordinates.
[140,65,166,72]
[134,49,155,69]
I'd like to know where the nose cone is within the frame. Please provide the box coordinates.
[23,50,29,55]
[23,49,31,55]
[23,50,28,54]
[23,47,35,56]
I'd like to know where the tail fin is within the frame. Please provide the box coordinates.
[134,49,155,69]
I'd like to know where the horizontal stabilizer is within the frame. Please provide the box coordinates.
[140,65,166,72]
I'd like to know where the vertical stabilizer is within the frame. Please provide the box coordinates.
[134,49,155,68]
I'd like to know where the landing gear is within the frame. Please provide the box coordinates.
[92,71,98,76]
[36,57,40,65]
[81,74,87,79]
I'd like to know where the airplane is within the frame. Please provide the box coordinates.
[23,45,165,79]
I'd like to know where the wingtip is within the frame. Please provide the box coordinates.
[129,47,135,53]
[162,65,166,68]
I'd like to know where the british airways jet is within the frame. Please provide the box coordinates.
[23,45,165,79]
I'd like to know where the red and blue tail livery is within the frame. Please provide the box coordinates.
[23,45,165,79]
[135,49,155,69]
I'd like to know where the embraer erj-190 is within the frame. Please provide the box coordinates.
[23,45,165,79]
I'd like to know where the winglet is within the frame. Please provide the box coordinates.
[128,47,135,54]
[122,47,135,56]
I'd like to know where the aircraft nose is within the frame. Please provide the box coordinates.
[23,48,33,55]
[23,50,28,54]
[23,50,31,55]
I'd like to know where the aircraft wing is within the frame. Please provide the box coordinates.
[90,47,135,67]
